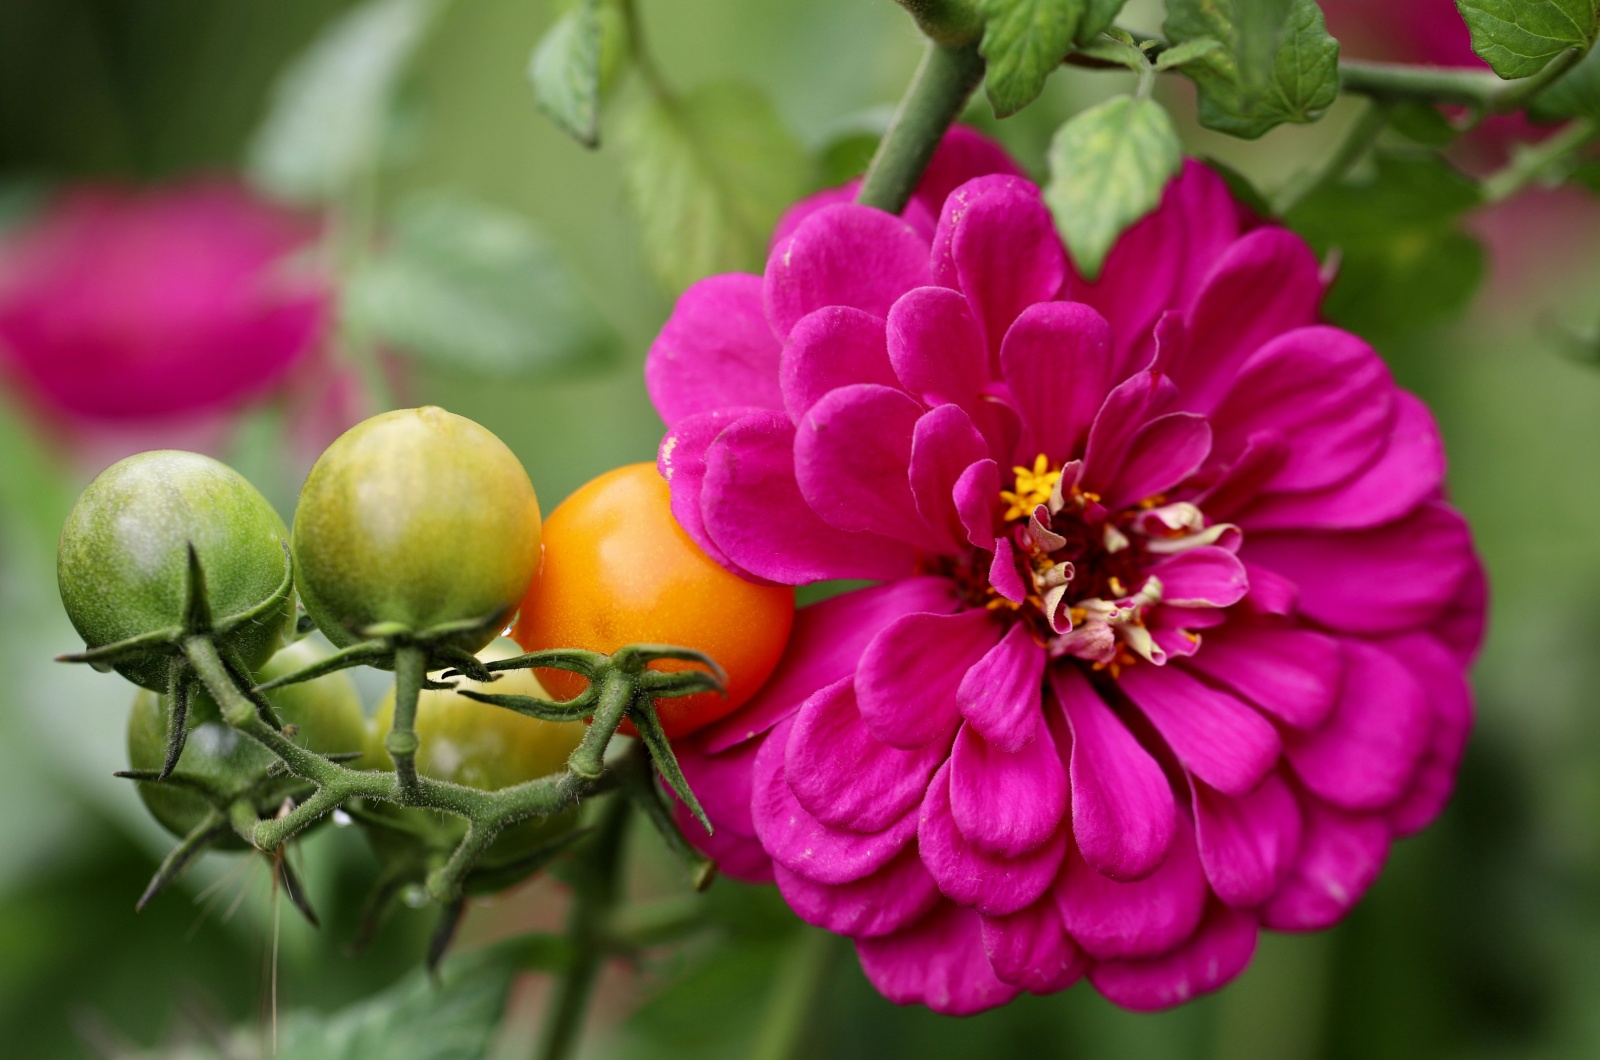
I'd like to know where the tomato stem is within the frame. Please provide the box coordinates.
[388,644,429,802]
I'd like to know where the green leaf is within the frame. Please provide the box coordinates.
[1079,0,1127,42]
[979,1,1079,117]
[1455,0,1598,80]
[529,0,604,147]
[1044,95,1182,279]
[1285,152,1485,338]
[247,0,442,203]
[1153,37,1223,72]
[1164,0,1339,139]
[1529,38,1600,118]
[272,947,519,1060]
[1388,101,1460,146]
[345,192,616,377]
[616,83,809,293]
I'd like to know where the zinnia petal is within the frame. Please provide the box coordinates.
[910,403,992,554]
[774,844,942,938]
[1261,796,1391,932]
[1086,902,1259,1012]
[646,272,783,427]
[765,203,931,338]
[786,678,950,833]
[702,577,961,753]
[780,305,898,423]
[1055,819,1208,961]
[1179,624,1343,730]
[1210,325,1395,493]
[919,760,1067,916]
[957,622,1047,752]
[1284,639,1432,811]
[949,719,1068,857]
[1053,667,1176,881]
[1242,501,1474,635]
[1386,633,1475,836]
[702,410,919,583]
[998,300,1113,465]
[1172,227,1322,414]
[980,899,1087,994]
[1120,665,1282,797]
[856,902,1022,1015]
[930,175,1066,357]
[1191,771,1303,909]
[1238,391,1445,531]
[857,608,1002,749]
[751,716,919,885]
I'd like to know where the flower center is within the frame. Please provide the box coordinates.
[979,455,1238,676]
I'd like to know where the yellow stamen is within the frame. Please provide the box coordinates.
[1000,453,1062,522]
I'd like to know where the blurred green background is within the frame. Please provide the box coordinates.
[2,0,1599,1057]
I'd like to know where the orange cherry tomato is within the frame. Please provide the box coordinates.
[512,462,794,738]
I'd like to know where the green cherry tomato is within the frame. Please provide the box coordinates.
[127,639,366,848]
[364,640,585,869]
[58,450,294,691]
[291,407,542,652]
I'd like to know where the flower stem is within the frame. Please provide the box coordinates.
[1274,98,1394,215]
[537,792,632,1060]
[1482,117,1600,202]
[1339,48,1585,116]
[856,40,985,214]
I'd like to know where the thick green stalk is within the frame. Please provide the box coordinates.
[537,794,632,1060]
[856,40,985,213]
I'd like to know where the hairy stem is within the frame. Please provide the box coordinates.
[537,794,632,1060]
[1482,117,1600,202]
[1275,98,1394,214]
[856,40,985,213]
[388,644,428,802]
[1339,49,1585,116]
[183,632,620,852]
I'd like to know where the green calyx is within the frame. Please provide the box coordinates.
[125,639,366,848]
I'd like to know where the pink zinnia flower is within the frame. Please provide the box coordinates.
[647,128,1484,1015]
[0,180,326,424]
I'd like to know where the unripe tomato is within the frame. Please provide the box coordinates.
[364,640,586,868]
[127,639,365,848]
[291,407,541,652]
[59,450,294,691]
[512,463,794,738]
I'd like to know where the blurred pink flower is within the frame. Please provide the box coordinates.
[0,180,327,424]
[649,130,1485,1014]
